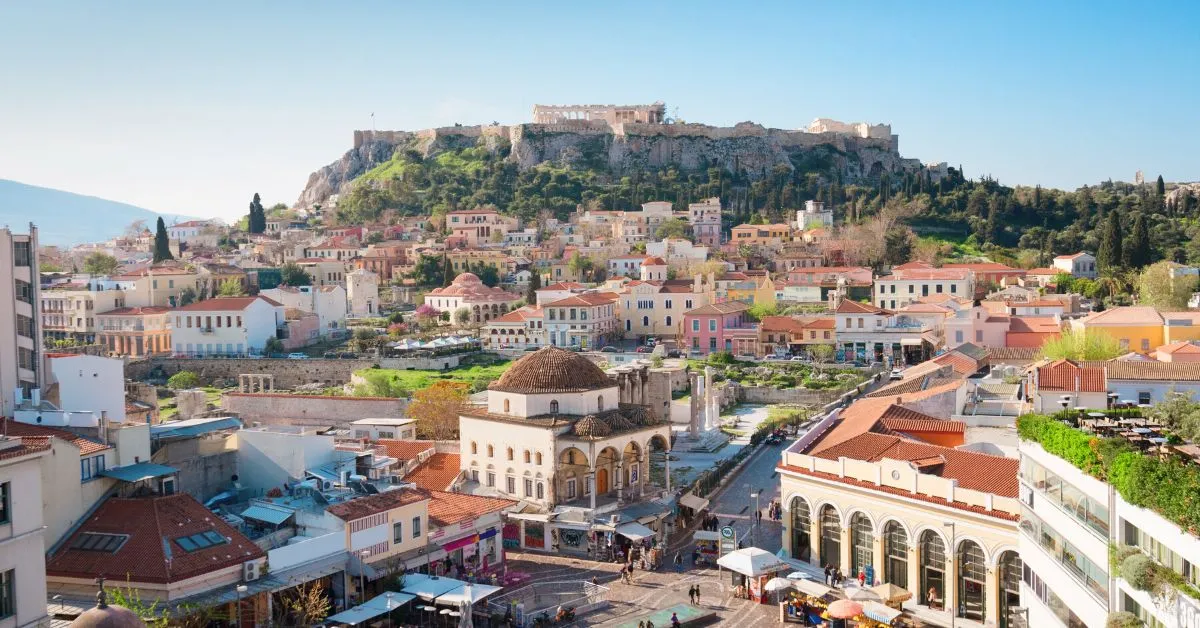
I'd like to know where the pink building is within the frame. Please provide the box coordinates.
[944,306,1009,348]
[682,301,757,356]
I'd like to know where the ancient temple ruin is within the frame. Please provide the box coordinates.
[532,102,666,125]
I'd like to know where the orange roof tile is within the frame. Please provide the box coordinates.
[0,435,51,460]
[404,453,462,492]
[1036,360,1106,392]
[326,487,430,521]
[376,439,436,461]
[175,295,282,312]
[1,419,111,456]
[835,300,888,315]
[426,490,516,527]
[812,432,1017,496]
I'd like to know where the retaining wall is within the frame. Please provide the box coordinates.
[220,392,407,426]
[127,357,376,388]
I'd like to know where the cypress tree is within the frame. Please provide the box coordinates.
[441,254,452,287]
[1097,211,1123,271]
[248,193,265,234]
[1124,212,1151,268]
[1156,175,1166,198]
[153,217,173,262]
[526,270,541,303]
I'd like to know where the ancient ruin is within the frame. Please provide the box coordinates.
[532,102,666,125]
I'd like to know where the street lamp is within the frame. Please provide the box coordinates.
[943,521,956,628]
[750,491,761,546]
[234,584,248,627]
[360,549,371,603]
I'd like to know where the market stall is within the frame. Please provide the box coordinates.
[692,530,720,565]
[867,583,912,610]
[780,578,838,624]
[859,601,904,627]
[717,547,790,603]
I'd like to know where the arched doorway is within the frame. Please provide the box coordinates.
[919,531,946,610]
[790,497,812,562]
[646,435,670,488]
[850,513,874,578]
[595,446,619,497]
[883,521,908,590]
[622,442,641,489]
[819,506,841,569]
[998,551,1022,628]
[596,468,609,494]
[957,540,986,622]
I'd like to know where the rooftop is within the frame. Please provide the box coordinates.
[2,419,110,456]
[813,431,1017,496]
[489,346,615,394]
[426,490,515,527]
[403,453,462,492]
[325,487,430,521]
[174,295,282,312]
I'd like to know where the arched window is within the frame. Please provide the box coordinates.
[883,521,908,590]
[919,531,946,610]
[850,513,874,576]
[535,452,543,465]
[597,395,604,411]
[470,441,478,455]
[642,316,649,326]
[957,540,987,622]
[536,482,544,499]
[506,447,514,461]
[503,398,510,413]
[550,400,559,414]
[998,551,1022,628]
[790,497,811,562]
[819,506,841,569]
[523,450,531,464]
[487,445,494,458]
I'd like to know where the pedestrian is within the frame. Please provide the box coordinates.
[835,568,844,587]
[639,622,646,628]
[673,552,682,572]
[591,576,598,586]
[688,585,696,604]
[691,548,700,566]
[671,612,681,628]
[695,584,701,606]
[823,565,831,587]
[857,568,866,587]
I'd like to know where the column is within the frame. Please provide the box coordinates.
[664,448,671,492]
[616,461,624,502]
[985,564,1000,626]
[637,455,645,498]
[588,471,596,511]
[907,546,920,604]
[873,534,885,587]
[840,526,852,572]
[944,549,957,621]
[810,518,821,567]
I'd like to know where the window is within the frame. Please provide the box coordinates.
[15,279,32,304]
[0,483,8,524]
[1119,338,1130,350]
[470,469,479,481]
[525,478,533,496]
[536,482,545,499]
[665,315,672,327]
[471,442,478,454]
[1141,338,1150,352]
[0,569,12,620]
[567,478,577,499]
[709,320,716,332]
[665,299,673,309]
[174,530,228,552]
[950,284,957,294]
[535,452,543,465]
[70,532,129,553]
[12,241,31,266]
[487,445,494,457]
[486,472,495,487]
[507,447,514,461]
[80,455,106,481]
[597,395,604,411]
[975,330,983,342]
[643,316,649,327]
[506,476,516,493]
[524,450,531,463]
[692,320,700,332]
[685,299,693,309]
[550,400,559,414]
[1138,391,1152,405]
[393,521,404,543]
[412,516,421,538]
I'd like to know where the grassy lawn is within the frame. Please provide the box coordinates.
[356,360,512,392]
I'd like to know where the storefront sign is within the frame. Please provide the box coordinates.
[1179,595,1200,628]
[443,533,480,552]
[479,527,497,540]
[719,526,737,557]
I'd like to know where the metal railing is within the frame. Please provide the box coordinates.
[486,581,609,618]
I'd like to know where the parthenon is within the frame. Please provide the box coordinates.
[532,101,666,125]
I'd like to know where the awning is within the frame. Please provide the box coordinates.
[434,583,503,605]
[616,521,655,541]
[401,573,466,600]
[679,492,710,512]
[900,338,923,346]
[693,530,720,542]
[327,591,416,625]
[792,578,835,598]
[861,601,903,623]
[240,504,294,526]
[99,462,177,483]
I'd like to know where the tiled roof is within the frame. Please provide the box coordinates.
[1083,306,1164,326]
[932,351,980,376]
[899,303,952,314]
[326,487,431,521]
[942,262,1021,272]
[882,268,971,281]
[812,432,1018,496]
[760,316,806,334]
[642,257,667,266]
[428,273,521,302]
[97,306,171,316]
[490,306,543,324]
[1026,267,1058,275]
[46,494,264,584]
[879,417,966,434]
[835,300,888,315]
[0,436,51,461]
[539,282,584,291]
[1103,361,1200,381]
[985,346,1041,362]
[1,419,111,456]
[1036,360,1106,392]
[544,293,617,307]
[174,295,282,312]
[403,454,462,492]
[1008,317,1062,333]
[684,301,751,316]
[426,490,516,527]
[1054,252,1091,260]
[376,439,436,461]
[893,261,934,271]
[1155,342,1200,355]
[776,463,1019,521]
[489,346,614,393]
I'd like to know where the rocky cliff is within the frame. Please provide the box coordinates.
[295,120,926,208]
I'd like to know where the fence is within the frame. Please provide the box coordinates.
[486,581,609,620]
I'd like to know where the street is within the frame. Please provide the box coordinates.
[695,439,790,555]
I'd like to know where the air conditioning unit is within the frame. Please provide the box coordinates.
[608,514,621,525]
[243,561,261,582]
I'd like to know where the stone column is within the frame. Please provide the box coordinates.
[637,454,645,498]
[616,461,624,502]
[664,445,671,493]
[810,518,821,567]
[688,372,703,438]
[944,548,957,622]
[873,535,885,586]
[985,564,1000,627]
[907,546,920,604]
[588,471,596,511]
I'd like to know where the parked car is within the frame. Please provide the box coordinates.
[600,346,619,353]
[889,368,904,380]
[635,346,652,353]
[339,352,359,359]
[667,350,682,358]
[286,353,309,360]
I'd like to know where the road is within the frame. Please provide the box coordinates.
[705,439,789,554]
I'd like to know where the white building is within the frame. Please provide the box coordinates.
[46,354,127,422]
[165,219,215,242]
[261,285,347,338]
[608,255,646,278]
[424,273,522,324]
[795,200,834,231]
[346,268,380,317]
[645,237,709,265]
[171,295,285,356]
[40,286,127,343]
[483,306,545,352]
[349,418,416,440]
[1052,252,1098,279]
[543,292,618,349]
[688,197,722,247]
[875,268,974,310]
[0,225,43,416]
[0,435,51,627]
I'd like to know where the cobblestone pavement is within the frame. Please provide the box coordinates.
[503,551,779,627]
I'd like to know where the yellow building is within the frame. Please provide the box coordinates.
[1161,311,1200,344]
[721,273,776,308]
[730,223,792,246]
[1076,306,1164,353]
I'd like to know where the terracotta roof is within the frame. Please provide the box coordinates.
[46,494,264,584]
[642,256,667,266]
[97,306,171,316]
[683,301,751,316]
[1083,306,1164,326]
[490,306,543,324]
[900,303,953,314]
[174,295,282,312]
[942,262,1021,272]
[835,300,888,315]
[879,416,966,435]
[1036,360,1106,392]
[489,346,614,394]
[0,436,51,461]
[881,268,971,281]
[776,463,1019,521]
[376,439,436,461]
[1,419,111,456]
[403,454,462,492]
[1008,317,1062,333]
[326,487,431,521]
[893,261,935,271]
[986,346,1041,362]
[812,432,1017,495]
[426,490,516,527]
[544,293,618,307]
[760,316,806,334]
[1155,342,1200,355]
[1103,361,1200,381]
[539,282,585,291]
[427,273,520,302]
[932,351,980,376]
[1054,252,1091,260]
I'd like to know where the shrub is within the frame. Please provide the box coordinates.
[1120,553,1159,592]
[1105,611,1143,628]
[708,351,735,365]
[166,371,200,390]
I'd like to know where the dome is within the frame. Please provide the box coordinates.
[607,414,635,431]
[490,346,616,394]
[574,415,612,438]
[71,592,146,628]
[452,272,482,285]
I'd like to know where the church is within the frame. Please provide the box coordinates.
[457,347,675,557]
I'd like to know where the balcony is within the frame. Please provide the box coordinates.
[198,327,215,334]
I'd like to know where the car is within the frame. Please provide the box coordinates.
[790,356,810,362]
[339,352,359,359]
[635,346,652,353]
[286,353,309,360]
[889,368,904,380]
[524,346,539,352]
[667,350,681,358]
[600,346,619,353]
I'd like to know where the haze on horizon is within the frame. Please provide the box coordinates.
[1,0,1197,222]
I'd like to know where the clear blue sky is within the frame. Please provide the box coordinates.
[2,1,1197,221]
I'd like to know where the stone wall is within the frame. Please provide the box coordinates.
[734,384,846,406]
[220,392,407,426]
[378,354,463,370]
[127,357,376,388]
[153,437,239,502]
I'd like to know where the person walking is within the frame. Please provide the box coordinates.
[694,584,701,606]
[688,585,696,605]
[674,552,682,572]
[823,565,832,587]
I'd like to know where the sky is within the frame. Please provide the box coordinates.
[2,1,1198,222]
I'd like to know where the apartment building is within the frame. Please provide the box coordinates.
[0,435,51,627]
[688,197,722,246]
[620,277,712,340]
[446,208,518,247]
[682,301,758,357]
[0,225,43,415]
[40,286,126,343]
[261,284,348,338]
[484,306,545,351]
[96,306,172,358]
[1052,252,1098,279]
[171,295,285,356]
[875,268,974,310]
[543,292,618,349]
[112,263,202,308]
[834,299,938,365]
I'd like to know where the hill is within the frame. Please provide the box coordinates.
[0,179,199,246]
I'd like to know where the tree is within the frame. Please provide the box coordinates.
[1097,211,1123,271]
[279,262,312,287]
[526,270,541,303]
[441,254,452,287]
[408,254,445,287]
[1156,175,1166,198]
[453,307,472,327]
[352,327,378,353]
[405,380,468,440]
[248,193,266,234]
[153,217,173,262]
[166,371,200,390]
[1038,329,1122,361]
[263,336,284,356]
[654,217,689,240]
[1144,391,1200,442]
[1135,261,1198,309]
[274,580,331,627]
[353,370,409,398]
[217,278,245,297]
[1105,611,1143,628]
[177,286,197,307]
[809,344,835,373]
[83,252,119,275]
[1123,212,1151,269]
[476,264,500,288]
[567,252,594,282]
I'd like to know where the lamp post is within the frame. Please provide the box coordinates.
[360,549,371,603]
[235,584,248,627]
[943,521,956,628]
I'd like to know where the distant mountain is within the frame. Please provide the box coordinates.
[0,179,200,247]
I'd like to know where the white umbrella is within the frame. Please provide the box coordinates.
[847,586,882,602]
[716,547,789,577]
[764,577,794,592]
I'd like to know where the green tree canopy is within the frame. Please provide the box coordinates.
[654,217,689,240]
[1124,212,1151,269]
[1038,328,1123,361]
[152,217,173,263]
[83,252,119,275]
[1136,261,1198,310]
[217,278,246,297]
[525,269,541,303]
[166,371,200,390]
[1098,211,1123,271]
[279,262,312,287]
